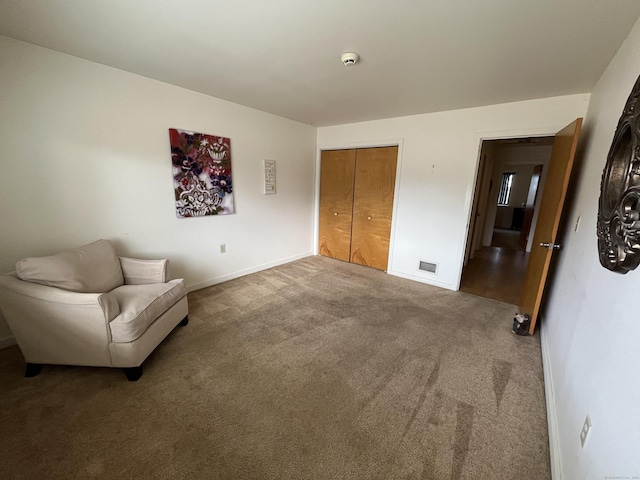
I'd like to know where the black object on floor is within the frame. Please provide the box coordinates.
[512,313,531,336]
[24,363,43,377]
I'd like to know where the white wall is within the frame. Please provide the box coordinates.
[0,37,317,346]
[317,95,589,290]
[542,17,640,480]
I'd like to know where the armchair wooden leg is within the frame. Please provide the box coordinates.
[123,366,143,381]
[179,315,189,327]
[24,363,43,378]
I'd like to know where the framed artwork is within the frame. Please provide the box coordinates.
[169,128,234,217]
[597,74,640,272]
[263,160,276,194]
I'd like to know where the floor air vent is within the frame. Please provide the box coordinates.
[418,260,438,274]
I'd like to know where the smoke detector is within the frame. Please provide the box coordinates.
[341,52,360,66]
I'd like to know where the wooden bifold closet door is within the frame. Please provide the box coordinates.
[318,146,398,271]
[318,149,357,262]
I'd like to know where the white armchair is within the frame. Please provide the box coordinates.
[0,240,188,381]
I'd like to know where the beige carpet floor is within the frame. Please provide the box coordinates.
[0,256,550,479]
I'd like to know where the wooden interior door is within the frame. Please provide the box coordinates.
[318,149,357,262]
[350,146,398,270]
[519,119,582,334]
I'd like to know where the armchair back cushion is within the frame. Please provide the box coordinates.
[15,239,124,293]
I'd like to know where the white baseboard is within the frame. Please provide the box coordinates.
[187,252,313,292]
[386,269,455,290]
[0,336,17,349]
[540,318,562,479]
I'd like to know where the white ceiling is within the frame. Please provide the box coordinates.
[2,0,640,127]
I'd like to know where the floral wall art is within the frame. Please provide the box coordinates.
[169,128,234,217]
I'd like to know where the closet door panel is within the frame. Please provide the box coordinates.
[350,146,398,270]
[318,149,357,262]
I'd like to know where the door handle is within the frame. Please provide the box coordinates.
[539,242,561,250]
[367,216,372,220]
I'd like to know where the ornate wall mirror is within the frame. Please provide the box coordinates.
[597,74,640,273]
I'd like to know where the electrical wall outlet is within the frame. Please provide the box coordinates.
[580,414,591,447]
[220,244,226,254]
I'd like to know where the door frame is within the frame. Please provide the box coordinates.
[455,126,565,290]
[463,150,491,265]
[314,138,404,272]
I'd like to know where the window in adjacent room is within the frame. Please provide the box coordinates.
[497,172,515,206]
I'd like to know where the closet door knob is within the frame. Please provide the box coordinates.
[334,212,338,216]
[367,216,372,220]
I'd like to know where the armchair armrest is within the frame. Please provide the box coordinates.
[118,257,168,285]
[0,273,104,305]
[0,274,113,366]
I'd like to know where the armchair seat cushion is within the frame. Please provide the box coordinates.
[108,279,187,343]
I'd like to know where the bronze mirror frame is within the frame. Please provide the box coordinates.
[597,74,640,273]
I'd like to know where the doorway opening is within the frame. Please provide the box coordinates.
[460,136,555,304]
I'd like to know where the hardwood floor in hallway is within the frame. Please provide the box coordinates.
[460,229,529,305]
